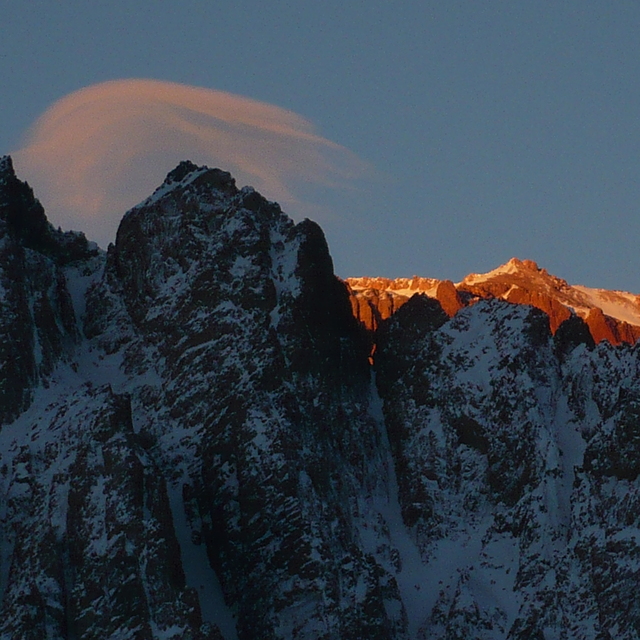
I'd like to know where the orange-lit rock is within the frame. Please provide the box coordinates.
[345,258,640,346]
[583,308,620,345]
[502,286,572,334]
[346,284,409,332]
[346,276,463,333]
[582,308,640,346]
[433,280,465,317]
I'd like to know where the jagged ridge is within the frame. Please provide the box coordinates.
[1,158,640,639]
[346,257,640,345]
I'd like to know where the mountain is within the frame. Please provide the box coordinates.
[347,258,640,345]
[1,156,640,639]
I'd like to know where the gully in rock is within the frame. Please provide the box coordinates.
[1,157,640,639]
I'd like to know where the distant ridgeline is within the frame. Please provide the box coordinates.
[346,257,640,346]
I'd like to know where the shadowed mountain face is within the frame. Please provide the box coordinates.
[0,157,99,424]
[1,157,640,639]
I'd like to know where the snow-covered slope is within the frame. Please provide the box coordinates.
[0,158,405,639]
[1,157,640,639]
[571,284,640,326]
[375,294,640,638]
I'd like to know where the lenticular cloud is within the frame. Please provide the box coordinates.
[13,79,365,248]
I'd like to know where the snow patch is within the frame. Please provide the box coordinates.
[167,482,238,640]
[572,285,640,326]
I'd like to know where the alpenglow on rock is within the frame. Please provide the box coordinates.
[347,257,640,345]
[1,156,640,639]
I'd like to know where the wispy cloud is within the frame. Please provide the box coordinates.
[12,79,367,248]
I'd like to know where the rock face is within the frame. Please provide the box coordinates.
[347,257,640,346]
[346,285,407,332]
[2,158,640,639]
[0,159,405,639]
[374,296,640,639]
[346,277,464,332]
[0,156,97,424]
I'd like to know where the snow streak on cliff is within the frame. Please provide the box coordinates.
[1,156,640,639]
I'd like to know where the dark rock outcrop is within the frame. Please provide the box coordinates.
[554,313,595,358]
[0,156,100,424]
[79,162,406,638]
[3,160,640,640]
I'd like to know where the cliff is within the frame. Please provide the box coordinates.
[347,257,640,345]
[2,159,640,639]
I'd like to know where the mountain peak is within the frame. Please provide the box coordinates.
[163,159,202,184]
[0,155,97,264]
[0,154,14,180]
[506,257,539,271]
[161,160,236,193]
[460,257,551,286]
[347,258,640,345]
[139,161,238,210]
[0,154,51,242]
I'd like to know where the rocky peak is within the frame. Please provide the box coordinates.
[458,258,640,344]
[0,158,102,424]
[164,159,203,184]
[0,154,14,181]
[110,162,289,327]
[137,161,238,214]
[519,258,538,270]
[458,256,570,297]
[3,159,640,639]
[0,155,97,265]
[0,155,52,248]
[105,161,370,383]
[348,258,640,346]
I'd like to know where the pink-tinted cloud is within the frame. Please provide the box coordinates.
[13,79,367,248]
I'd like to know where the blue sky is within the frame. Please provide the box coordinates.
[2,1,640,291]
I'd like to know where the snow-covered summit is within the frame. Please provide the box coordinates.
[460,256,541,283]
[347,257,640,345]
[137,160,233,210]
